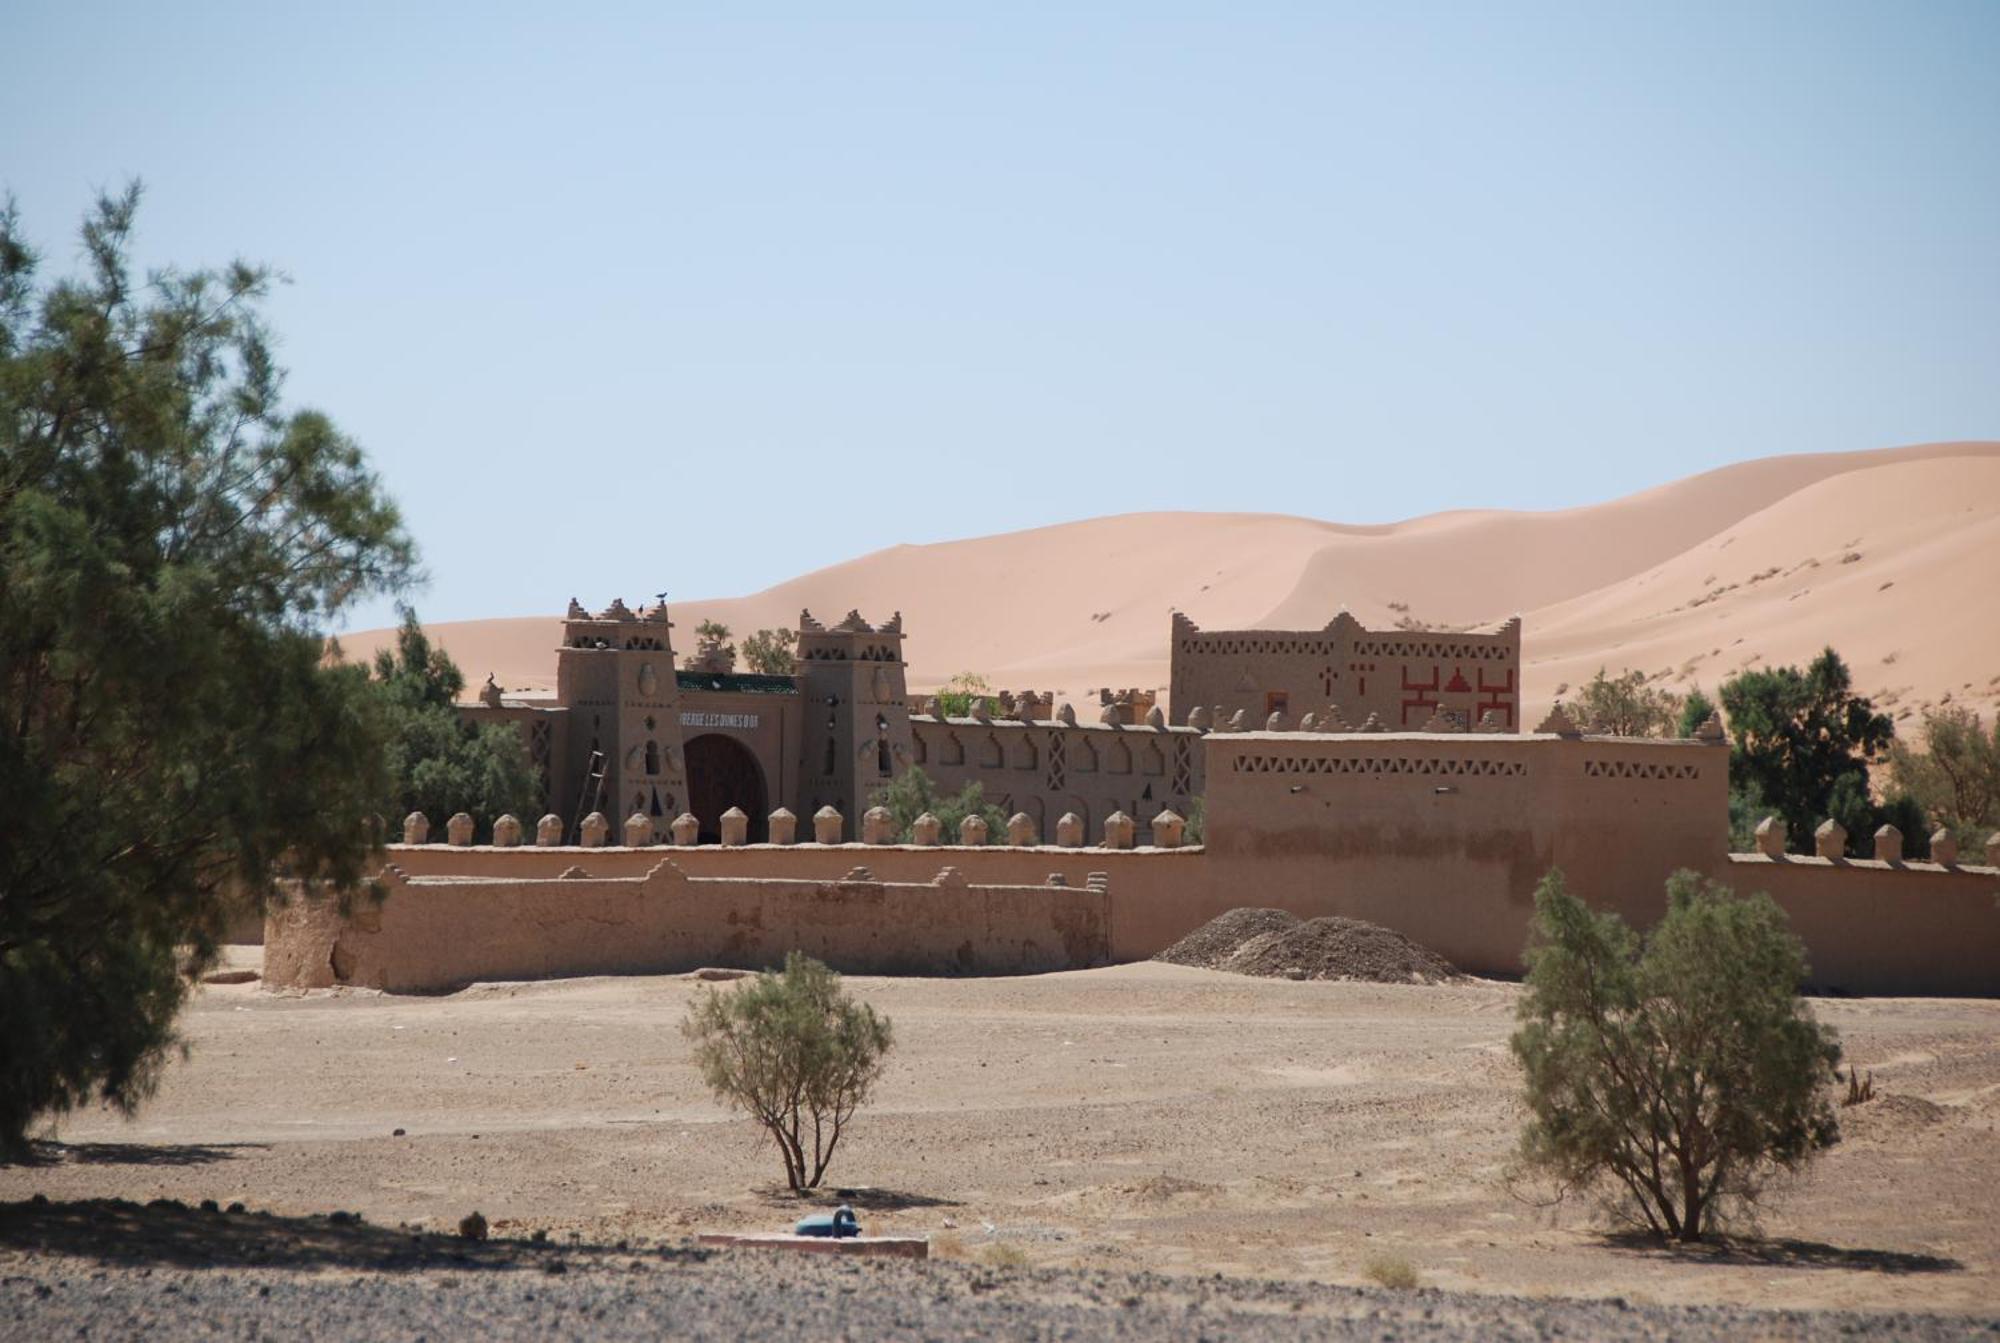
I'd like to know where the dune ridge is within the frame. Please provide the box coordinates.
[341,441,2000,727]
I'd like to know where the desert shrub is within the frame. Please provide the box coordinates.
[741,627,797,676]
[932,671,1000,718]
[1889,706,2000,853]
[682,952,893,1193]
[1511,869,1841,1242]
[1363,1254,1421,1290]
[1568,667,1682,737]
[979,1242,1029,1269]
[870,765,1008,844]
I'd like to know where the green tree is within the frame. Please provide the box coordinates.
[1512,870,1841,1242]
[369,611,540,835]
[1719,649,1899,857]
[1889,706,2000,853]
[1567,667,1683,738]
[869,766,1009,844]
[741,627,797,676]
[682,951,894,1193]
[0,187,413,1155]
[1675,686,1717,739]
[932,671,999,718]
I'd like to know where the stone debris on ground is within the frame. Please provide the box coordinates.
[1156,908,1461,984]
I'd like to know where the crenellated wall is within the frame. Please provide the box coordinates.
[908,711,1204,845]
[265,859,1116,993]
[309,730,1997,997]
[1169,611,1522,731]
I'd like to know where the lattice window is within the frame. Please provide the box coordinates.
[1046,731,1066,791]
[1172,736,1193,794]
[1582,760,1701,781]
[1230,754,1529,777]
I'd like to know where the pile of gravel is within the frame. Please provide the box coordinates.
[1153,908,1303,970]
[1157,908,1460,985]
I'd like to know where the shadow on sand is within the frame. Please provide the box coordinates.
[1602,1230,1962,1275]
[0,1197,704,1273]
[756,1185,961,1212]
[20,1140,270,1168]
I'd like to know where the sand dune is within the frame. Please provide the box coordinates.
[340,441,2000,725]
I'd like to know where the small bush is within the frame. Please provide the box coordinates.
[682,952,893,1193]
[980,1242,1030,1269]
[1364,1254,1420,1289]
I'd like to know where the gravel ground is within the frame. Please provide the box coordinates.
[5,1242,1994,1341]
[3,1198,1994,1341]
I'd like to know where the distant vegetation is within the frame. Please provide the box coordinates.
[369,612,540,835]
[1566,667,1685,738]
[1888,706,2000,855]
[870,766,1009,844]
[1718,648,1924,857]
[741,627,797,676]
[932,671,1002,718]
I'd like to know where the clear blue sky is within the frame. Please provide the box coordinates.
[6,2,1996,631]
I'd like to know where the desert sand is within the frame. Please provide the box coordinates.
[339,440,2000,728]
[5,959,1995,1322]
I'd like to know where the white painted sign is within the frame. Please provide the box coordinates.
[681,711,759,730]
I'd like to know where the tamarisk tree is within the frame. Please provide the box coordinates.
[1511,869,1841,1241]
[0,187,413,1155]
[683,952,894,1193]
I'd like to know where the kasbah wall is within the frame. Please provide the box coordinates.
[268,607,2000,998]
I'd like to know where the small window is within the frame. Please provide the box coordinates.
[876,715,891,775]
[644,740,660,775]
[1265,691,1289,718]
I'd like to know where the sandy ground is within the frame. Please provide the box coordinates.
[334,440,2000,727]
[4,958,1996,1326]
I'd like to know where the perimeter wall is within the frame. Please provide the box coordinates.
[268,732,2000,996]
[266,860,1115,994]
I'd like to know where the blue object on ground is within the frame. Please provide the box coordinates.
[795,1205,861,1238]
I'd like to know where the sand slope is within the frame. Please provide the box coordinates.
[340,441,1999,723]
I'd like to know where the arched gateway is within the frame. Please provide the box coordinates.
[684,733,769,843]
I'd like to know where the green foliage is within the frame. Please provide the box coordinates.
[1512,870,1841,1242]
[1568,667,1683,738]
[692,619,736,669]
[741,627,797,676]
[1184,794,1205,845]
[1719,649,1900,857]
[1726,778,1768,853]
[368,611,540,835]
[933,671,1000,718]
[0,186,413,1155]
[1889,706,2000,853]
[1676,686,1717,740]
[869,766,1009,844]
[681,951,893,1193]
